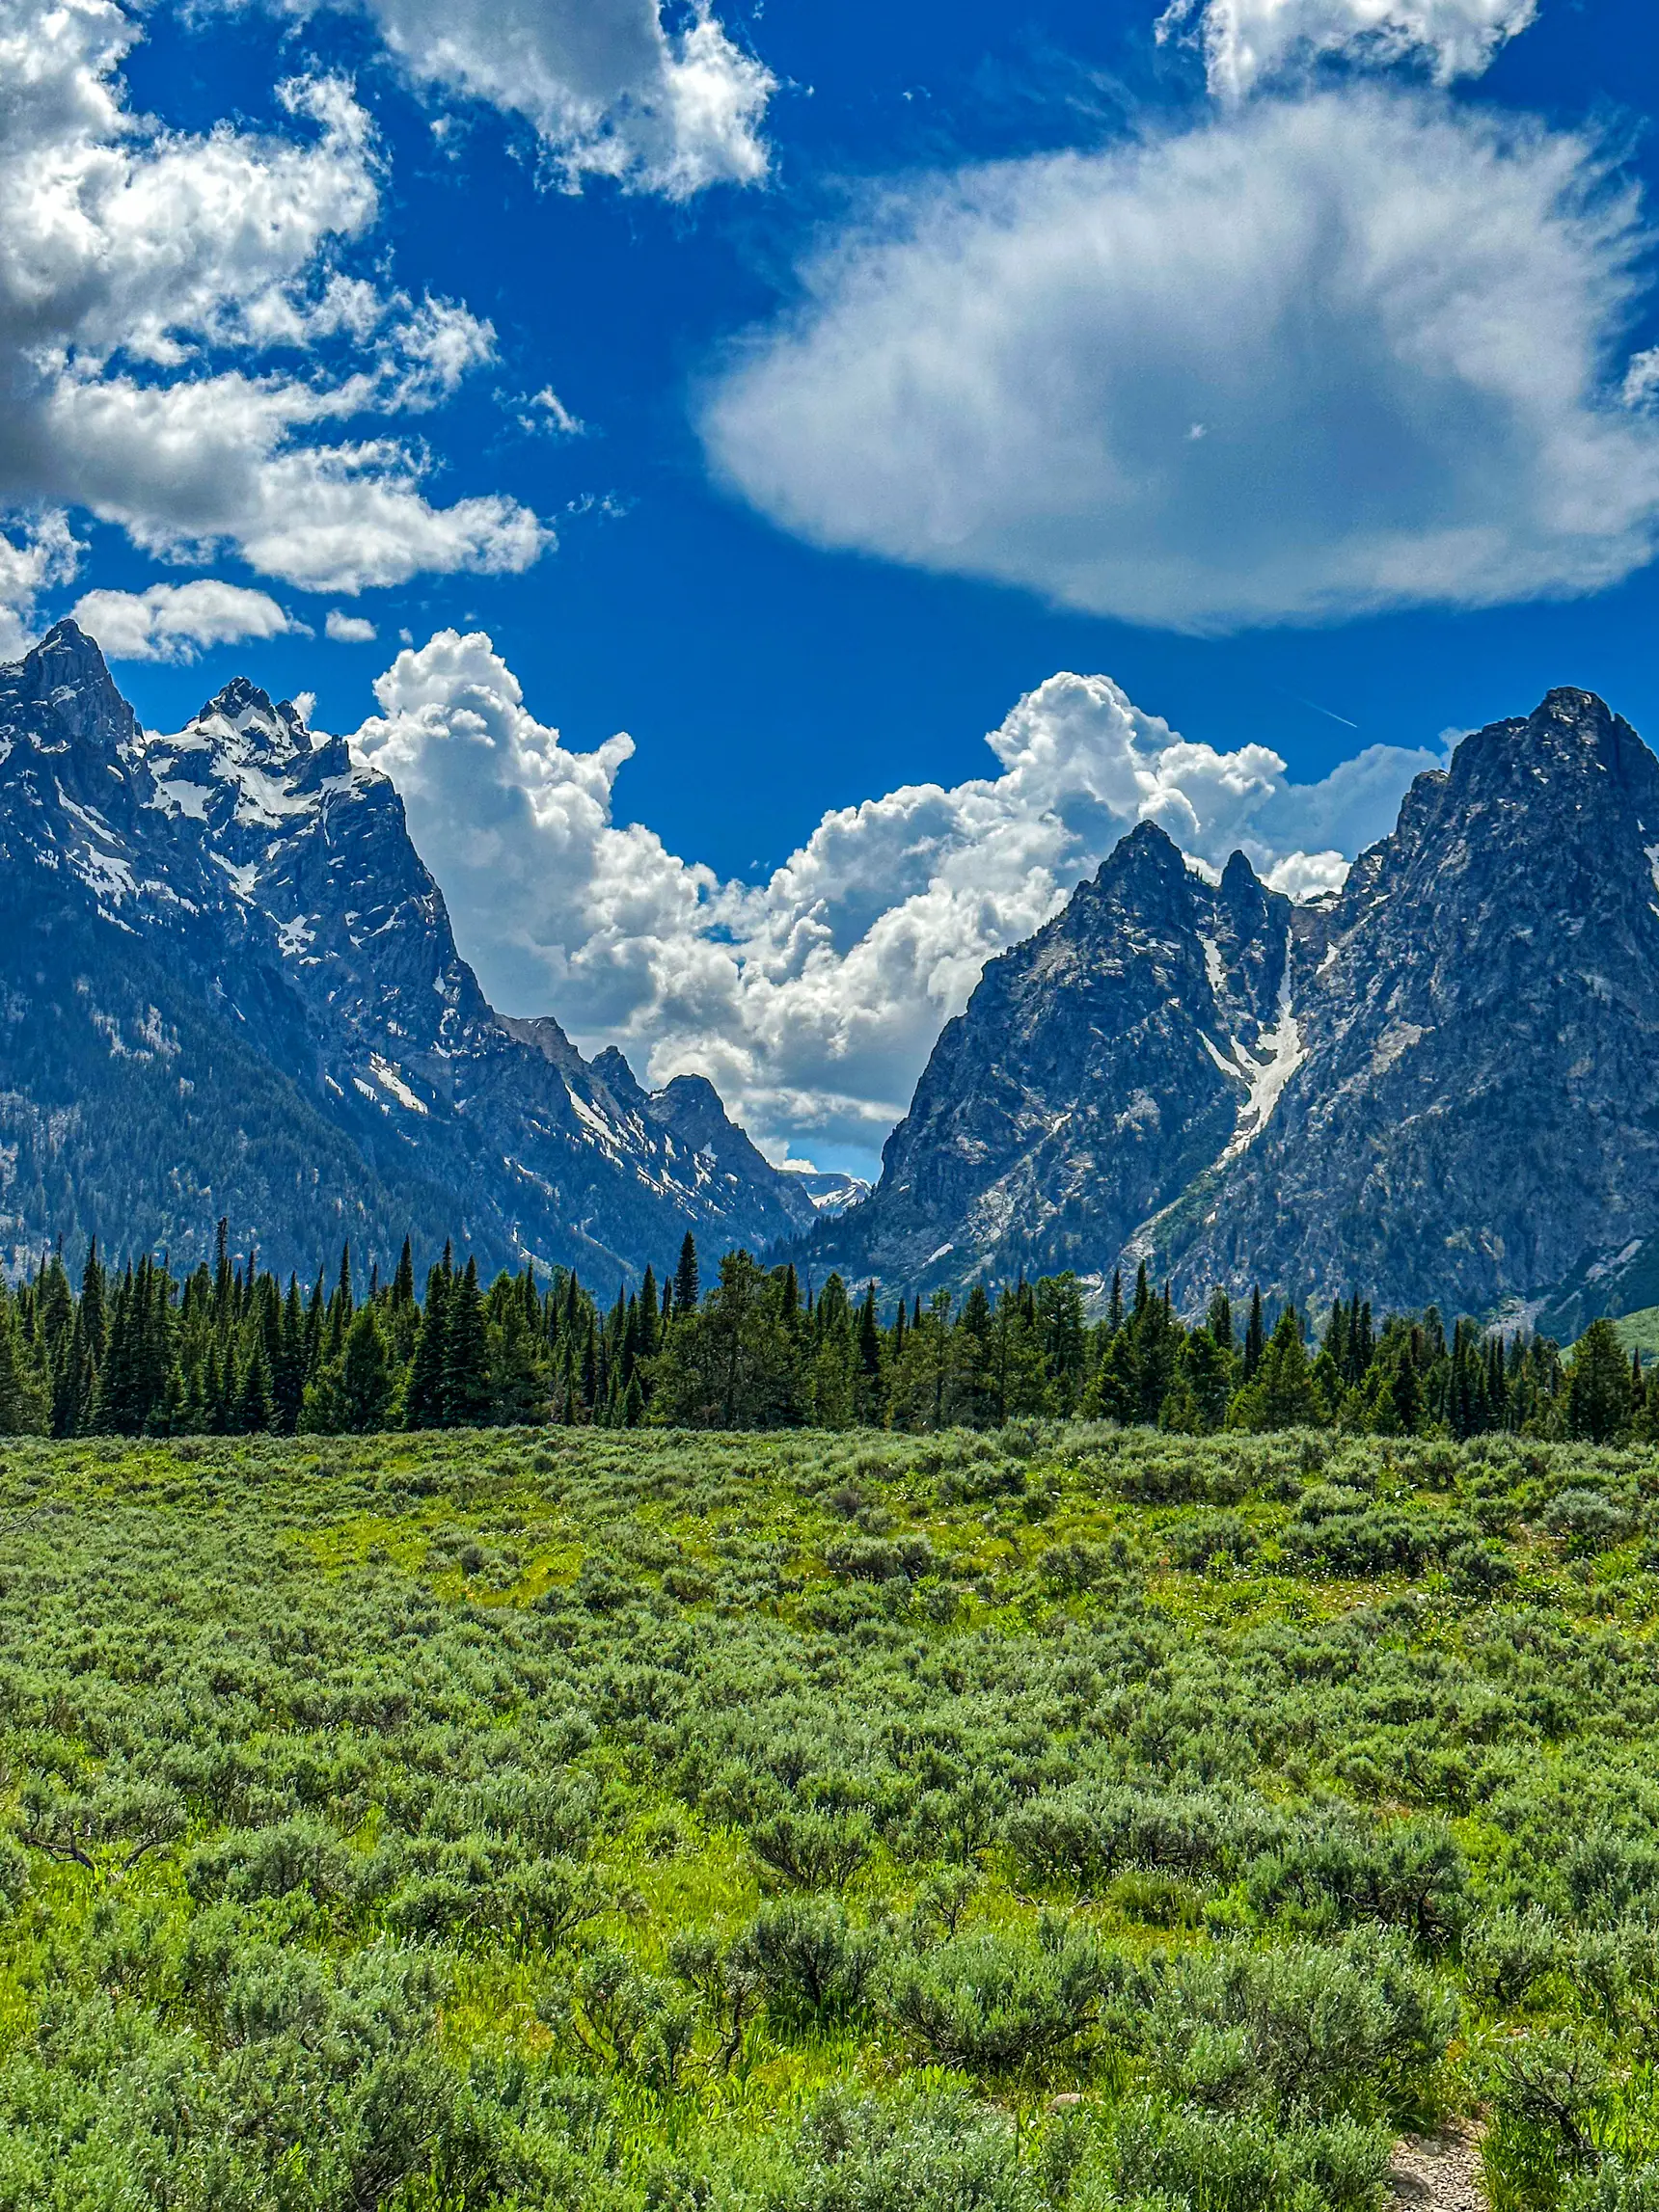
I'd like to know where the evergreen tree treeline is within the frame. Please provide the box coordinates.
[0,1227,1639,1441]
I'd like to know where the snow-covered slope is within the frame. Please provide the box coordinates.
[0,623,817,1284]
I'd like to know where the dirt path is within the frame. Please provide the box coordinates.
[1390,2126,1488,2212]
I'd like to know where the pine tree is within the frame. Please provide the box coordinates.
[487,1298,551,1425]
[1566,1318,1634,1443]
[442,1257,492,1425]
[53,1308,96,1439]
[674,1233,700,1316]
[273,1277,307,1433]
[325,1243,353,1359]
[338,1305,394,1432]
[1232,1307,1322,1431]
[233,1342,275,1433]
[0,1284,47,1435]
[203,1339,227,1435]
[404,1263,451,1429]
[303,1270,325,1386]
[213,1217,232,1323]
[91,1265,140,1433]
[76,1239,107,1366]
[1243,1287,1265,1380]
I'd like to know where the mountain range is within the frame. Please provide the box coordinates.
[0,622,859,1288]
[10,627,1658,1335]
[808,686,1659,1337]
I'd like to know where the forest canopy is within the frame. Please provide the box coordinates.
[0,1224,1641,1443]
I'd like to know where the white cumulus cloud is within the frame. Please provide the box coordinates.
[231,0,774,197]
[1159,0,1537,98]
[69,579,305,661]
[0,0,547,635]
[0,513,81,659]
[326,608,379,642]
[362,0,772,196]
[701,89,1659,634]
[349,631,1441,1163]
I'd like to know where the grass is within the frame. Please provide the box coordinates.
[0,1423,1657,2210]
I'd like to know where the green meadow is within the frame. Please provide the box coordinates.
[3,1422,1658,2212]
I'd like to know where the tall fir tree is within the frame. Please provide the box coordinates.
[442,1257,492,1425]
[1243,1287,1265,1380]
[404,1261,452,1429]
[674,1233,700,1316]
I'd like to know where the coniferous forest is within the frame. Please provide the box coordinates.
[0,1222,1645,1443]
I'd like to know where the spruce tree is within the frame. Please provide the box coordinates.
[213,1217,231,1322]
[674,1233,700,1315]
[857,1287,882,1375]
[1243,1287,1265,1380]
[488,1299,551,1426]
[233,1343,275,1433]
[1567,1318,1634,1443]
[404,1264,451,1429]
[442,1257,492,1425]
[273,1277,307,1432]
[1230,1308,1322,1432]
[0,1284,47,1436]
[79,1240,108,1367]
[337,1305,394,1432]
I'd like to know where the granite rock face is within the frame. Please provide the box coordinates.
[0,624,816,1284]
[814,688,1659,1325]
[808,821,1302,1292]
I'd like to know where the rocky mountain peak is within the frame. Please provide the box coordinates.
[3,620,136,752]
[811,683,1659,1323]
[1219,848,1258,892]
[1100,817,1189,897]
[186,675,313,767]
[0,632,818,1286]
[590,1046,648,1106]
[1432,686,1649,815]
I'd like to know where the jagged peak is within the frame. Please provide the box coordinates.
[188,674,311,765]
[654,1071,723,1112]
[1533,684,1615,723]
[1219,848,1264,899]
[1086,817,1184,883]
[1446,684,1651,802]
[591,1046,647,1105]
[31,617,107,672]
[5,619,136,747]
[646,1071,745,1151]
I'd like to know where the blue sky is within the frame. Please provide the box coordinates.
[3,0,1657,1172]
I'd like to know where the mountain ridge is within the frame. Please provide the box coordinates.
[0,622,818,1286]
[812,686,1659,1330]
